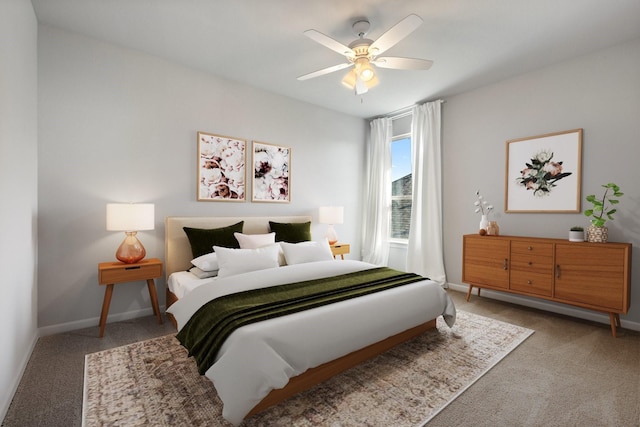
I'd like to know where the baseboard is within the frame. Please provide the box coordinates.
[447,282,640,333]
[1,330,38,424]
[38,306,166,337]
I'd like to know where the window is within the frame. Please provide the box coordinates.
[391,135,412,240]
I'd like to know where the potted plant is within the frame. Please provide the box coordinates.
[569,226,584,242]
[583,182,623,243]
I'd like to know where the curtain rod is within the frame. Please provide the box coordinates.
[371,99,446,121]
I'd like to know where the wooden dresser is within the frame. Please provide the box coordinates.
[462,234,632,337]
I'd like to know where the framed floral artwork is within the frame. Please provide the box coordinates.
[252,141,290,203]
[197,131,246,201]
[505,129,582,213]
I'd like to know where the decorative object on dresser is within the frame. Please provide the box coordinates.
[462,234,631,337]
[486,221,499,236]
[252,141,291,202]
[569,226,584,242]
[197,131,246,202]
[319,206,344,244]
[584,182,623,243]
[473,190,493,232]
[97,258,163,337]
[106,203,155,264]
[505,129,582,213]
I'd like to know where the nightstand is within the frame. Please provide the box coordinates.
[330,243,350,260]
[98,258,163,337]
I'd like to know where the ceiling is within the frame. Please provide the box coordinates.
[31,0,640,119]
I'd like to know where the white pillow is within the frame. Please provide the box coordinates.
[280,239,334,265]
[214,244,281,278]
[189,266,218,279]
[234,232,276,249]
[190,252,219,271]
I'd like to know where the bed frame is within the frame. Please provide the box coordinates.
[164,215,437,419]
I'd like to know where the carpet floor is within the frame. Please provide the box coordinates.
[83,311,533,426]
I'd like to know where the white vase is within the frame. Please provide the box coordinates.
[479,215,489,231]
[569,230,584,242]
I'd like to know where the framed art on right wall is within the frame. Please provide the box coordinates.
[505,128,583,213]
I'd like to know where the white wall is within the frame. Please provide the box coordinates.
[37,25,366,333]
[442,37,640,326]
[0,0,39,421]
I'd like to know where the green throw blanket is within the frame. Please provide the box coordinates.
[177,267,426,374]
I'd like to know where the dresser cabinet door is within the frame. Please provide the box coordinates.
[510,241,554,297]
[463,235,510,290]
[554,244,629,312]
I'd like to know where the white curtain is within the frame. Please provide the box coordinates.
[407,101,446,285]
[361,117,392,265]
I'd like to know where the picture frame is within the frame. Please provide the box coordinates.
[197,131,246,202]
[252,141,290,203]
[505,129,582,213]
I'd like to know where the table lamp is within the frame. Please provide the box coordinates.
[319,206,344,245]
[106,203,154,264]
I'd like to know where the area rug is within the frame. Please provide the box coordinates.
[83,310,533,426]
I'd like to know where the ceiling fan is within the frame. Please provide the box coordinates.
[298,14,433,95]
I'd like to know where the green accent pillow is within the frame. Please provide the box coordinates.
[183,221,244,258]
[269,221,311,243]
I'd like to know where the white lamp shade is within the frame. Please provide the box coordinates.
[319,206,344,225]
[106,203,155,231]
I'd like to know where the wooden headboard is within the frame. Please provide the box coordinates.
[164,216,313,281]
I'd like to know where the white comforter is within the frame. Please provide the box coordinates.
[167,260,456,426]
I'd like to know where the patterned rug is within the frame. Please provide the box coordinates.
[83,311,533,426]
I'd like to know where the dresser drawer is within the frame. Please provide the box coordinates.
[99,260,162,284]
[511,241,553,257]
[510,270,553,296]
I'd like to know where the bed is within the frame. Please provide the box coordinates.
[164,216,456,426]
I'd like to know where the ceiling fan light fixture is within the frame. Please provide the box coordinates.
[341,69,357,89]
[366,73,379,88]
[342,68,378,95]
[360,66,375,82]
[354,57,376,82]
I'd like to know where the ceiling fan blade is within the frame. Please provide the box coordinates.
[372,57,433,70]
[369,14,423,56]
[297,62,353,81]
[303,29,355,58]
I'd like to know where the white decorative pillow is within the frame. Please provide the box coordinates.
[190,252,219,272]
[214,244,281,278]
[234,232,276,249]
[189,266,218,279]
[280,239,334,265]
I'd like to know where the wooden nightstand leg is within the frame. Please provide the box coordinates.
[147,279,163,324]
[99,284,114,338]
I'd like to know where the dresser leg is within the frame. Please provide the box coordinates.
[147,279,163,324]
[466,285,473,301]
[99,284,114,338]
[608,313,620,337]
